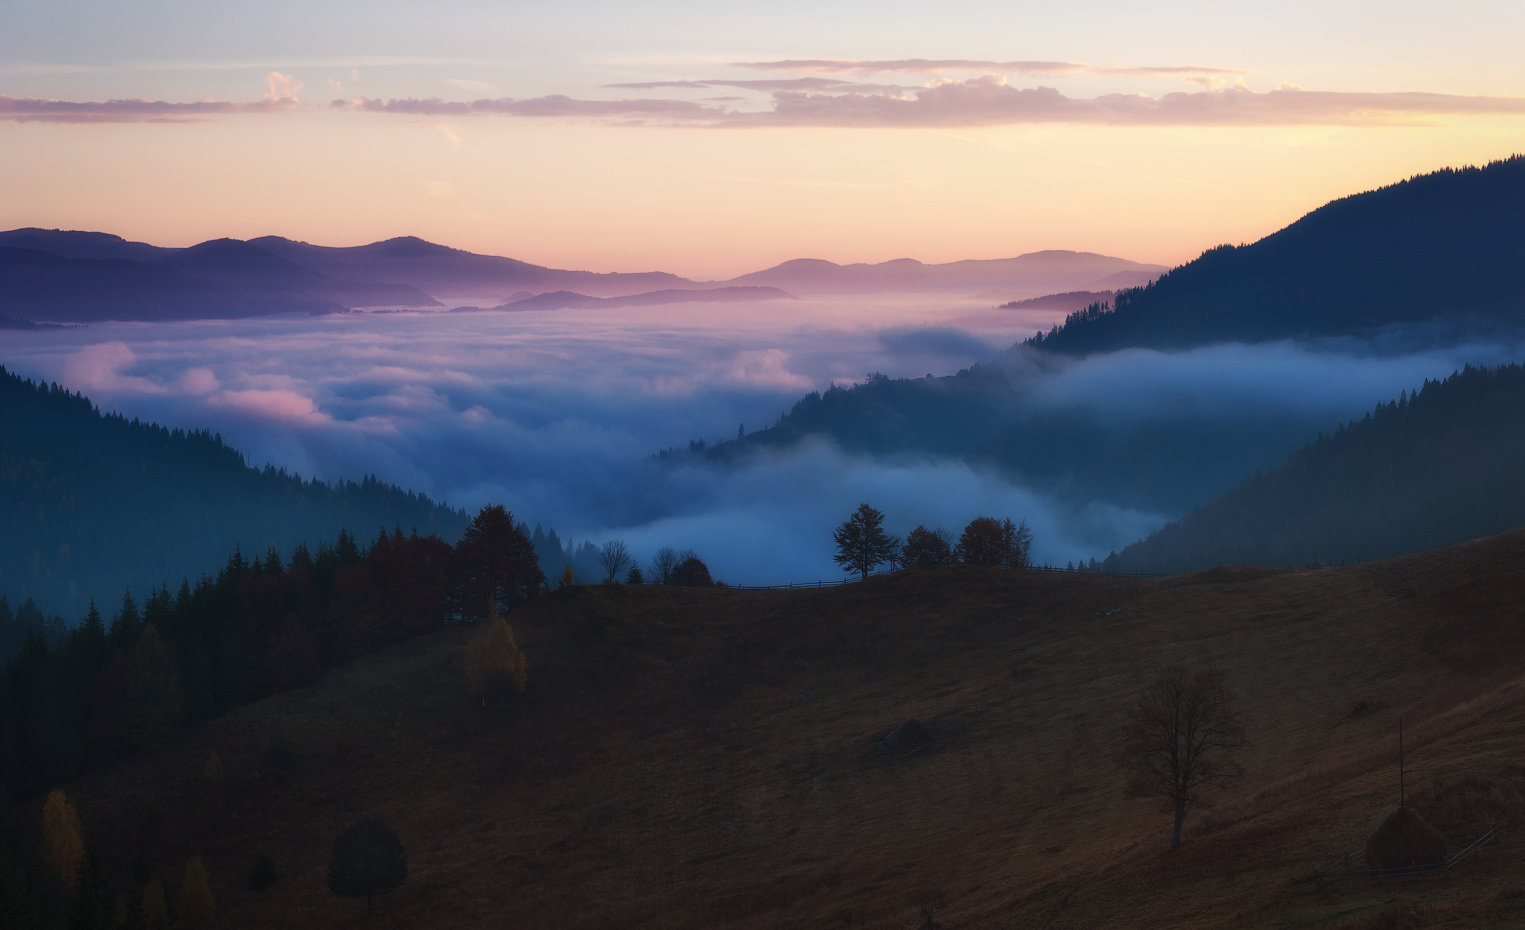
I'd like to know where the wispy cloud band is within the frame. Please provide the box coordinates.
[6,73,1525,128]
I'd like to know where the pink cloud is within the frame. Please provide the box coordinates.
[337,95,720,119]
[12,73,1525,129]
[62,342,167,394]
[210,389,329,425]
[734,78,1525,128]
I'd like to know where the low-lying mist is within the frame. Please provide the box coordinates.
[4,296,1523,584]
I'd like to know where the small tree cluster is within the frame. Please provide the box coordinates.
[831,507,1036,578]
[596,541,632,583]
[956,517,1033,568]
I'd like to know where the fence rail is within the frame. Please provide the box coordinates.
[1313,828,1497,882]
[720,563,1176,591]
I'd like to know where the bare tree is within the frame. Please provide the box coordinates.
[596,540,632,583]
[1122,666,1247,849]
[649,547,679,584]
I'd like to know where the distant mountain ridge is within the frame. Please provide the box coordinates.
[1030,155,1525,354]
[726,251,1164,297]
[463,285,798,313]
[0,226,1166,324]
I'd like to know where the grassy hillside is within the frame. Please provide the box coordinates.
[16,531,1525,928]
[1029,155,1525,354]
[1108,364,1525,573]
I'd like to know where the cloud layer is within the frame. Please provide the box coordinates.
[9,63,1525,127]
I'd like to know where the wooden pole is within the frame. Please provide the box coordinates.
[1399,716,1405,808]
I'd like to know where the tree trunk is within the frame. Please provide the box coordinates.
[1171,802,1185,849]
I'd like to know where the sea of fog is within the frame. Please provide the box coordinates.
[4,294,1523,584]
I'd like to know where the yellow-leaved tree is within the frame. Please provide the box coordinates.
[43,790,84,893]
[141,879,169,930]
[179,855,216,926]
[466,603,528,707]
[204,750,224,785]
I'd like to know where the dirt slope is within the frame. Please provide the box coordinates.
[29,531,1525,929]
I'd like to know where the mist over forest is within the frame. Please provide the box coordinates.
[7,301,1522,618]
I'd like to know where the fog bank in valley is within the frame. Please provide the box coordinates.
[3,295,1522,584]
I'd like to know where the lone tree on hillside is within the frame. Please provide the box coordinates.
[327,818,407,912]
[956,517,1033,568]
[1122,666,1248,849]
[902,525,956,568]
[833,504,900,580]
[596,540,632,583]
[451,505,544,621]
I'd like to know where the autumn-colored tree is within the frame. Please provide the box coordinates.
[671,556,713,587]
[43,790,84,893]
[178,856,215,926]
[451,506,544,622]
[560,565,575,587]
[466,604,528,706]
[204,751,223,785]
[125,625,182,749]
[141,879,168,930]
[955,517,1033,568]
[901,525,956,568]
[833,504,900,580]
[1122,667,1248,849]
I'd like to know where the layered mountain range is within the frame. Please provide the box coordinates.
[0,226,1160,324]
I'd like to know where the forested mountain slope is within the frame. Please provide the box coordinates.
[0,367,468,615]
[1108,364,1525,572]
[1030,156,1525,354]
[694,370,1328,514]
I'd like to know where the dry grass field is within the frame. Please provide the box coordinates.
[23,530,1525,929]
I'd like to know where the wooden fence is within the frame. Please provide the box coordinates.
[1313,828,1497,882]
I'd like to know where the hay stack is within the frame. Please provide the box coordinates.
[1364,806,1448,870]
[884,719,935,748]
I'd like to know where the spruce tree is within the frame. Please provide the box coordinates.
[833,504,900,580]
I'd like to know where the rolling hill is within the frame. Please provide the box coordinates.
[1029,156,1525,354]
[11,534,1525,928]
[1105,363,1525,573]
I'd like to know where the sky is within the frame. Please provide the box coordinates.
[4,0,1525,277]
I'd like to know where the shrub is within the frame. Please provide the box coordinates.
[42,790,83,893]
[248,854,279,893]
[327,818,407,912]
[671,557,713,587]
[178,856,215,926]
[466,604,528,705]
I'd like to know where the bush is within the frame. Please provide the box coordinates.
[248,854,279,893]
[178,856,215,926]
[671,557,713,587]
[327,818,407,912]
[466,605,528,705]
